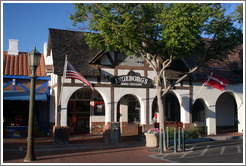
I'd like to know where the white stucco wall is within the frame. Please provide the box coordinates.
[94,87,111,123]
[114,87,147,124]
[174,89,190,123]
[118,69,131,76]
[192,82,243,135]
[58,85,111,126]
[46,47,243,136]
[118,97,128,122]
[44,44,53,66]
[147,71,155,81]
[100,68,114,84]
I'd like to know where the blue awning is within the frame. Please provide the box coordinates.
[3,91,48,101]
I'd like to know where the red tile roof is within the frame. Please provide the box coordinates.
[3,51,47,77]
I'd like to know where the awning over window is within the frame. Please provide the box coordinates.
[3,91,48,101]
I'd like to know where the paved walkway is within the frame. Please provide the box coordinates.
[3,135,167,163]
[2,132,243,164]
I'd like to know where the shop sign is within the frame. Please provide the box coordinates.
[111,75,153,87]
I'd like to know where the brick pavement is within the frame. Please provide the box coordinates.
[2,135,169,163]
[3,132,242,164]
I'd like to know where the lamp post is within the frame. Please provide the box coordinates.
[24,46,41,162]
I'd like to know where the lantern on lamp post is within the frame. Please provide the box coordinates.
[24,46,41,162]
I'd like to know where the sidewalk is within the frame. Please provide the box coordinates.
[2,135,168,163]
[2,132,243,163]
[204,132,243,141]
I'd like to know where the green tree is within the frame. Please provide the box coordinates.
[70,3,242,152]
[231,3,243,24]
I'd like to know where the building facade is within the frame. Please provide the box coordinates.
[45,29,243,136]
[3,39,51,137]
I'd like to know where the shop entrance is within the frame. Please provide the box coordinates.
[117,95,140,123]
[192,99,206,123]
[216,92,238,134]
[152,92,181,123]
[67,88,104,135]
[68,101,90,134]
[117,94,140,135]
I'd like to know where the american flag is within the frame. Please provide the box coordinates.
[65,60,94,91]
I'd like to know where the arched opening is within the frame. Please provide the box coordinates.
[117,94,140,123]
[152,92,181,124]
[192,99,206,123]
[164,93,180,122]
[67,88,105,135]
[117,94,140,135]
[192,98,207,134]
[216,92,238,134]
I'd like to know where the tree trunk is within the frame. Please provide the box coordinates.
[155,77,167,152]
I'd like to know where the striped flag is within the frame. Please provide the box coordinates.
[65,60,94,91]
[204,72,228,91]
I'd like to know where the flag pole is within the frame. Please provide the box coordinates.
[193,83,205,104]
[57,55,68,126]
[193,72,213,104]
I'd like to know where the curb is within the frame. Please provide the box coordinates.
[207,135,243,141]
[185,138,212,143]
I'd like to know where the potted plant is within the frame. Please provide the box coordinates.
[144,128,159,147]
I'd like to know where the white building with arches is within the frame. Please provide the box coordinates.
[44,28,243,136]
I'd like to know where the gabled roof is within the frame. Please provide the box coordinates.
[47,28,100,76]
[3,51,47,77]
[47,29,243,83]
[184,44,243,83]
[88,50,105,64]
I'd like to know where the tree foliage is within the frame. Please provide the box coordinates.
[70,3,242,64]
[70,3,243,152]
[231,3,243,24]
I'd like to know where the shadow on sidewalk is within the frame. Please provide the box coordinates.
[3,134,146,162]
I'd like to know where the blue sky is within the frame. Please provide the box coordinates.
[3,3,75,52]
[2,2,242,53]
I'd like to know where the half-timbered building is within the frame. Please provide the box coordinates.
[45,28,243,136]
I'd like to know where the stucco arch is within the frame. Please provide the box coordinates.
[192,98,207,122]
[168,90,182,107]
[115,93,143,123]
[115,92,142,106]
[61,87,108,111]
[151,90,182,123]
[114,88,147,124]
[223,90,243,112]
[59,87,107,126]
[150,90,182,111]
[192,98,209,134]
[216,90,243,133]
[117,94,141,123]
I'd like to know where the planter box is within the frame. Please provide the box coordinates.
[145,133,159,147]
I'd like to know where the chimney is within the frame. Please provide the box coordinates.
[43,42,47,58]
[8,39,19,55]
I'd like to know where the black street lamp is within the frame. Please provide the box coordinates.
[24,46,41,162]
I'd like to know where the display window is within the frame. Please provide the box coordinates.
[94,102,105,115]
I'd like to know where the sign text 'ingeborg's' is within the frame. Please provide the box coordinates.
[111,75,153,87]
